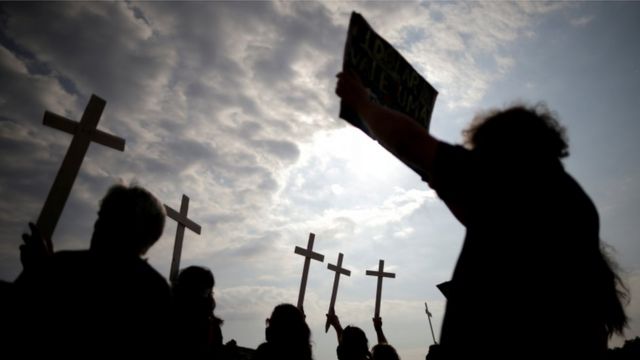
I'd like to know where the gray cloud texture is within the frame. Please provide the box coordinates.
[1,2,638,358]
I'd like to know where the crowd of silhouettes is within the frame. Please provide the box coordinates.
[0,66,636,359]
[2,122,636,360]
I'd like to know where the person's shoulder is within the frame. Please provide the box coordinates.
[137,258,166,278]
[52,249,90,259]
[253,342,272,360]
[133,259,171,292]
[434,142,472,168]
[49,250,93,268]
[422,142,471,184]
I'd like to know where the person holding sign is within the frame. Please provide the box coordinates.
[335,69,627,359]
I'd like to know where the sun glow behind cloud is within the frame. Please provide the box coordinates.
[1,1,639,359]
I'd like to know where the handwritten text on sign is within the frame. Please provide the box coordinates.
[340,12,438,136]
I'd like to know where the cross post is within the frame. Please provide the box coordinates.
[37,94,125,251]
[425,301,438,344]
[365,259,396,318]
[165,194,202,284]
[325,252,351,332]
[294,233,324,311]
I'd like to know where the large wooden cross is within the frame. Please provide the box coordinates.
[325,252,351,332]
[37,94,125,251]
[366,259,396,318]
[165,194,202,284]
[294,233,324,311]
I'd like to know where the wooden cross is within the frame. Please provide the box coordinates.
[365,259,396,317]
[325,252,351,332]
[294,233,324,311]
[425,301,438,344]
[165,194,202,284]
[37,94,125,251]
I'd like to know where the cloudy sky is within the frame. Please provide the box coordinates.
[1,1,639,359]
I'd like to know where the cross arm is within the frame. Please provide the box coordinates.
[328,263,351,276]
[366,270,396,278]
[295,246,324,262]
[164,205,202,234]
[43,112,125,151]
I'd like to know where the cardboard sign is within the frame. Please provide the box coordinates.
[340,12,438,136]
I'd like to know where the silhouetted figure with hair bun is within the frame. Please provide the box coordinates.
[372,344,400,360]
[173,265,235,359]
[327,313,372,360]
[371,317,400,360]
[336,72,628,360]
[253,303,313,360]
[15,184,172,358]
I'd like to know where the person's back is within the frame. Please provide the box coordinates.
[372,343,400,360]
[16,184,172,358]
[254,303,312,360]
[334,73,628,360]
[426,106,627,359]
[337,326,371,360]
[34,250,170,356]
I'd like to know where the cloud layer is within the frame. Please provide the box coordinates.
[1,2,638,359]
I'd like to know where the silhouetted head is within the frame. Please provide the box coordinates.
[372,343,400,360]
[173,266,216,314]
[90,184,165,256]
[337,325,371,360]
[265,303,312,358]
[463,104,568,162]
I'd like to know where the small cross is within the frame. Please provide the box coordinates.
[365,259,396,318]
[165,194,202,284]
[37,94,125,251]
[325,252,351,332]
[425,301,438,344]
[294,233,324,311]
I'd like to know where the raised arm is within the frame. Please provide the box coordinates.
[326,312,344,343]
[373,317,388,344]
[335,71,439,177]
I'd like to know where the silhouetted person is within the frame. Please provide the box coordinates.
[338,326,372,360]
[0,280,18,355]
[173,265,235,359]
[371,317,400,360]
[372,317,387,345]
[336,72,628,359]
[15,184,172,358]
[253,303,312,360]
[327,313,372,360]
[607,337,640,360]
[372,344,400,360]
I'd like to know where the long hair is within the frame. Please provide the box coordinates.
[463,103,569,161]
[337,325,371,360]
[173,266,221,324]
[599,244,629,336]
[265,303,312,360]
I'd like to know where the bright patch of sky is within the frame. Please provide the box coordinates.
[0,2,638,358]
